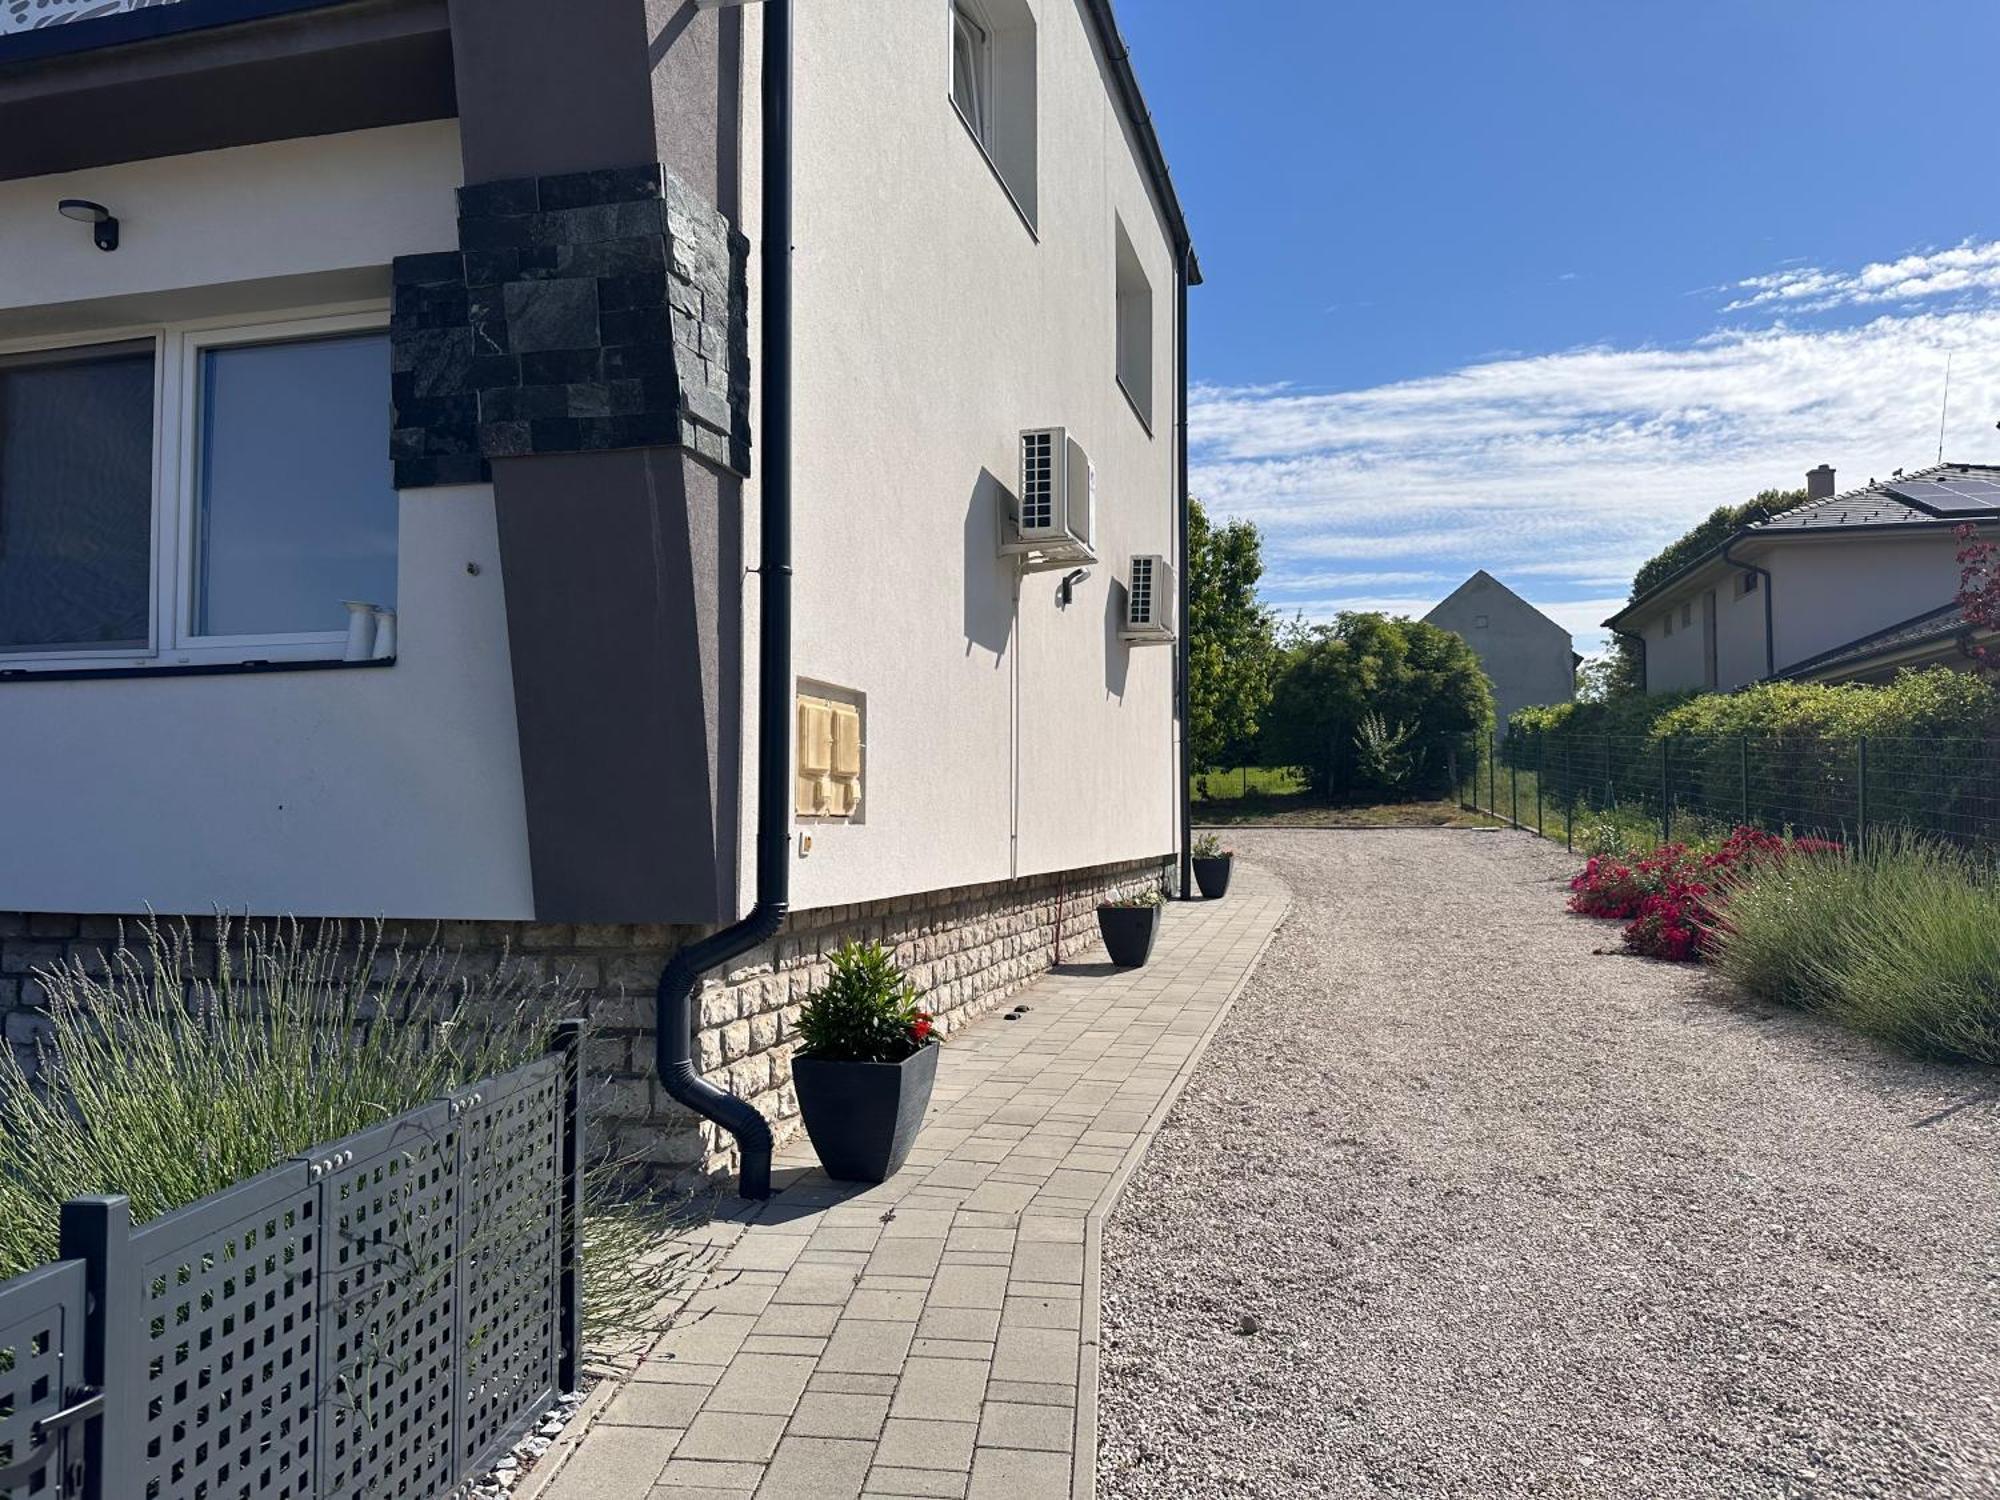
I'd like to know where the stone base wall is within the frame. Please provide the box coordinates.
[0,856,1167,1182]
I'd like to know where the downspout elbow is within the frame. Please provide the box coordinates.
[655,904,784,1200]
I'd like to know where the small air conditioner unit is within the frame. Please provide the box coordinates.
[1120,553,1176,644]
[1002,427,1097,571]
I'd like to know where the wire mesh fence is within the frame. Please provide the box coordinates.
[1449,728,2000,856]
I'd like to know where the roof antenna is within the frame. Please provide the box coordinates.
[1937,351,1953,465]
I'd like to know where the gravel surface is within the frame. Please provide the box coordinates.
[1098,829,2000,1500]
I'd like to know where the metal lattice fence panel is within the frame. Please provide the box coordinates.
[0,1261,88,1500]
[0,1032,579,1500]
[453,1059,562,1475]
[312,1105,460,1500]
[131,1168,322,1500]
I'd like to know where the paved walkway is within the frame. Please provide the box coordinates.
[540,865,1288,1500]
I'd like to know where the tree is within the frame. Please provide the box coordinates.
[1186,498,1277,770]
[1258,613,1493,799]
[1608,488,1803,696]
[1573,654,1616,704]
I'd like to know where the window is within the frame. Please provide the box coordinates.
[947,0,1038,226]
[950,2,990,145]
[1736,570,1759,597]
[0,341,155,655]
[1114,216,1154,429]
[0,309,396,673]
[1663,611,1674,637]
[1681,601,1693,628]
[1472,614,1489,629]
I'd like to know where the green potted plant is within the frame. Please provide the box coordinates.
[1095,888,1164,967]
[1191,833,1234,899]
[791,942,939,1183]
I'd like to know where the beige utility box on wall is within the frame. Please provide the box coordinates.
[796,687,864,819]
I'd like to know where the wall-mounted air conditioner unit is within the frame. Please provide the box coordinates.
[1120,553,1176,644]
[1002,427,1096,571]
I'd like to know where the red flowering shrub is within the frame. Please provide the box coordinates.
[1569,826,1844,962]
[1567,845,1694,920]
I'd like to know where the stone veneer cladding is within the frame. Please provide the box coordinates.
[0,858,1166,1182]
[389,161,750,488]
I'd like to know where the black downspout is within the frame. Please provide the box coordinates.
[654,0,792,1202]
[1720,538,1776,679]
[1175,243,1193,899]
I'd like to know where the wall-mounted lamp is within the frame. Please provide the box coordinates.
[58,198,118,252]
[1057,567,1090,608]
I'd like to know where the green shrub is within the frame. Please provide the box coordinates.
[1191,833,1228,859]
[1713,833,2000,1063]
[796,942,934,1064]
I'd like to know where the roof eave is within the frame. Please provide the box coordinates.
[1077,0,1198,277]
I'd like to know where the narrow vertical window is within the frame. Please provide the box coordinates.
[1114,216,1155,428]
[951,2,991,145]
[0,340,155,654]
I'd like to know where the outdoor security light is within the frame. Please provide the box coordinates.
[58,198,118,252]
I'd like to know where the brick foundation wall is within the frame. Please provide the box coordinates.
[0,856,1166,1183]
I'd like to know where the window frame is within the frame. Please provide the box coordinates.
[0,301,393,676]
[948,0,993,149]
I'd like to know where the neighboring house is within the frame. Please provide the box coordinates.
[1605,464,1996,693]
[0,0,1195,1178]
[1423,570,1576,730]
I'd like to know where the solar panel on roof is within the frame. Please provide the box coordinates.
[1884,473,2000,517]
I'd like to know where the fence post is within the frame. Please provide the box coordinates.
[1448,745,1459,808]
[1488,729,1496,816]
[551,1019,586,1394]
[1564,739,1574,852]
[1857,736,1868,857]
[1536,733,1545,836]
[1510,744,1519,828]
[1740,734,1749,828]
[58,1195,140,1500]
[1660,737,1672,845]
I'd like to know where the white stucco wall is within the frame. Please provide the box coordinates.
[1765,533,1960,671]
[768,0,1180,911]
[1641,532,1961,693]
[0,122,536,918]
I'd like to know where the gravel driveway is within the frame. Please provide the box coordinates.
[1097,829,2000,1500]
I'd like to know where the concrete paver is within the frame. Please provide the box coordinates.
[543,864,1288,1500]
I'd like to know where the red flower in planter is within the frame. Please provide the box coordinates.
[910,1011,935,1044]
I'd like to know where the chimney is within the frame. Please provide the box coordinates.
[1806,464,1835,500]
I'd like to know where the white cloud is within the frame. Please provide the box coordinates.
[1723,239,2000,314]
[1200,303,2000,656]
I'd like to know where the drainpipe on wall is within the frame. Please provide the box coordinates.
[654,0,793,1202]
[1720,537,1776,680]
[1174,242,1193,900]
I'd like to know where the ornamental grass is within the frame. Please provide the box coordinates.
[0,916,703,1337]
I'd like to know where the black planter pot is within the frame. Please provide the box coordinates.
[792,1041,939,1183]
[1096,903,1162,967]
[1192,854,1234,900]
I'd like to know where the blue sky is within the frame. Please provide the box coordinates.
[1118,1,2000,654]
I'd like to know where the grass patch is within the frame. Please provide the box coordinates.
[1197,793,1497,829]
[1190,766,1309,802]
[1713,833,2000,1064]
